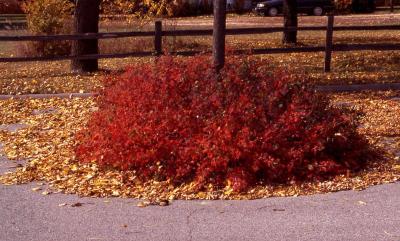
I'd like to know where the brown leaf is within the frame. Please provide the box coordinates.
[71,202,83,207]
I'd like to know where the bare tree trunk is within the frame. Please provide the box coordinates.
[390,0,394,12]
[213,0,227,71]
[282,0,297,44]
[71,0,100,72]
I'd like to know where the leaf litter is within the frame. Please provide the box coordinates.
[0,91,399,202]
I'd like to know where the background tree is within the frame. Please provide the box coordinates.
[71,0,101,72]
[70,0,186,72]
[100,0,187,17]
[213,0,226,70]
[282,0,298,44]
[22,0,73,57]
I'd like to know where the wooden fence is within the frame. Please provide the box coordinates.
[0,14,26,29]
[1,15,400,72]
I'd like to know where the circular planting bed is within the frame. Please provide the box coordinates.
[1,56,399,205]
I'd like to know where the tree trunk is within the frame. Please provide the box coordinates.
[282,0,297,44]
[71,0,100,72]
[213,0,227,71]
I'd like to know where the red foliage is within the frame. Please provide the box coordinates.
[75,55,373,191]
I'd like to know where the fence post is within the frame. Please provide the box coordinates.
[324,14,334,72]
[154,20,162,56]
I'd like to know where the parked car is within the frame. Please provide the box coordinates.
[352,0,375,12]
[254,0,334,16]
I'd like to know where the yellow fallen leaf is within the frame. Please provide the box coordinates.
[224,187,233,196]
[137,201,150,207]
[70,165,78,171]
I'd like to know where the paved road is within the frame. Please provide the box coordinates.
[1,154,399,241]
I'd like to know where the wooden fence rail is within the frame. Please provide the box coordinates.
[0,15,400,72]
[2,25,400,42]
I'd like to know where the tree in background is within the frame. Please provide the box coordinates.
[213,0,227,70]
[282,0,298,44]
[71,0,100,72]
[22,0,73,57]
[101,0,189,17]
[20,0,212,72]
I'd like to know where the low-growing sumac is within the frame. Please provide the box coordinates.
[75,55,374,192]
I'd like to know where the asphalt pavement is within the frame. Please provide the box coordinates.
[1,151,399,241]
[1,123,399,241]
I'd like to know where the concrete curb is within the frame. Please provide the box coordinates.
[0,83,399,100]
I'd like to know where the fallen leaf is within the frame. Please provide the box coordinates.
[358,201,367,205]
[71,202,83,207]
[137,201,150,207]
[158,200,169,206]
[112,190,120,196]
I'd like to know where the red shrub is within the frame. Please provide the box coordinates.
[75,55,373,191]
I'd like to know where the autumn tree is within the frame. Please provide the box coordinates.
[101,0,186,16]
[70,0,187,72]
[282,0,297,44]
